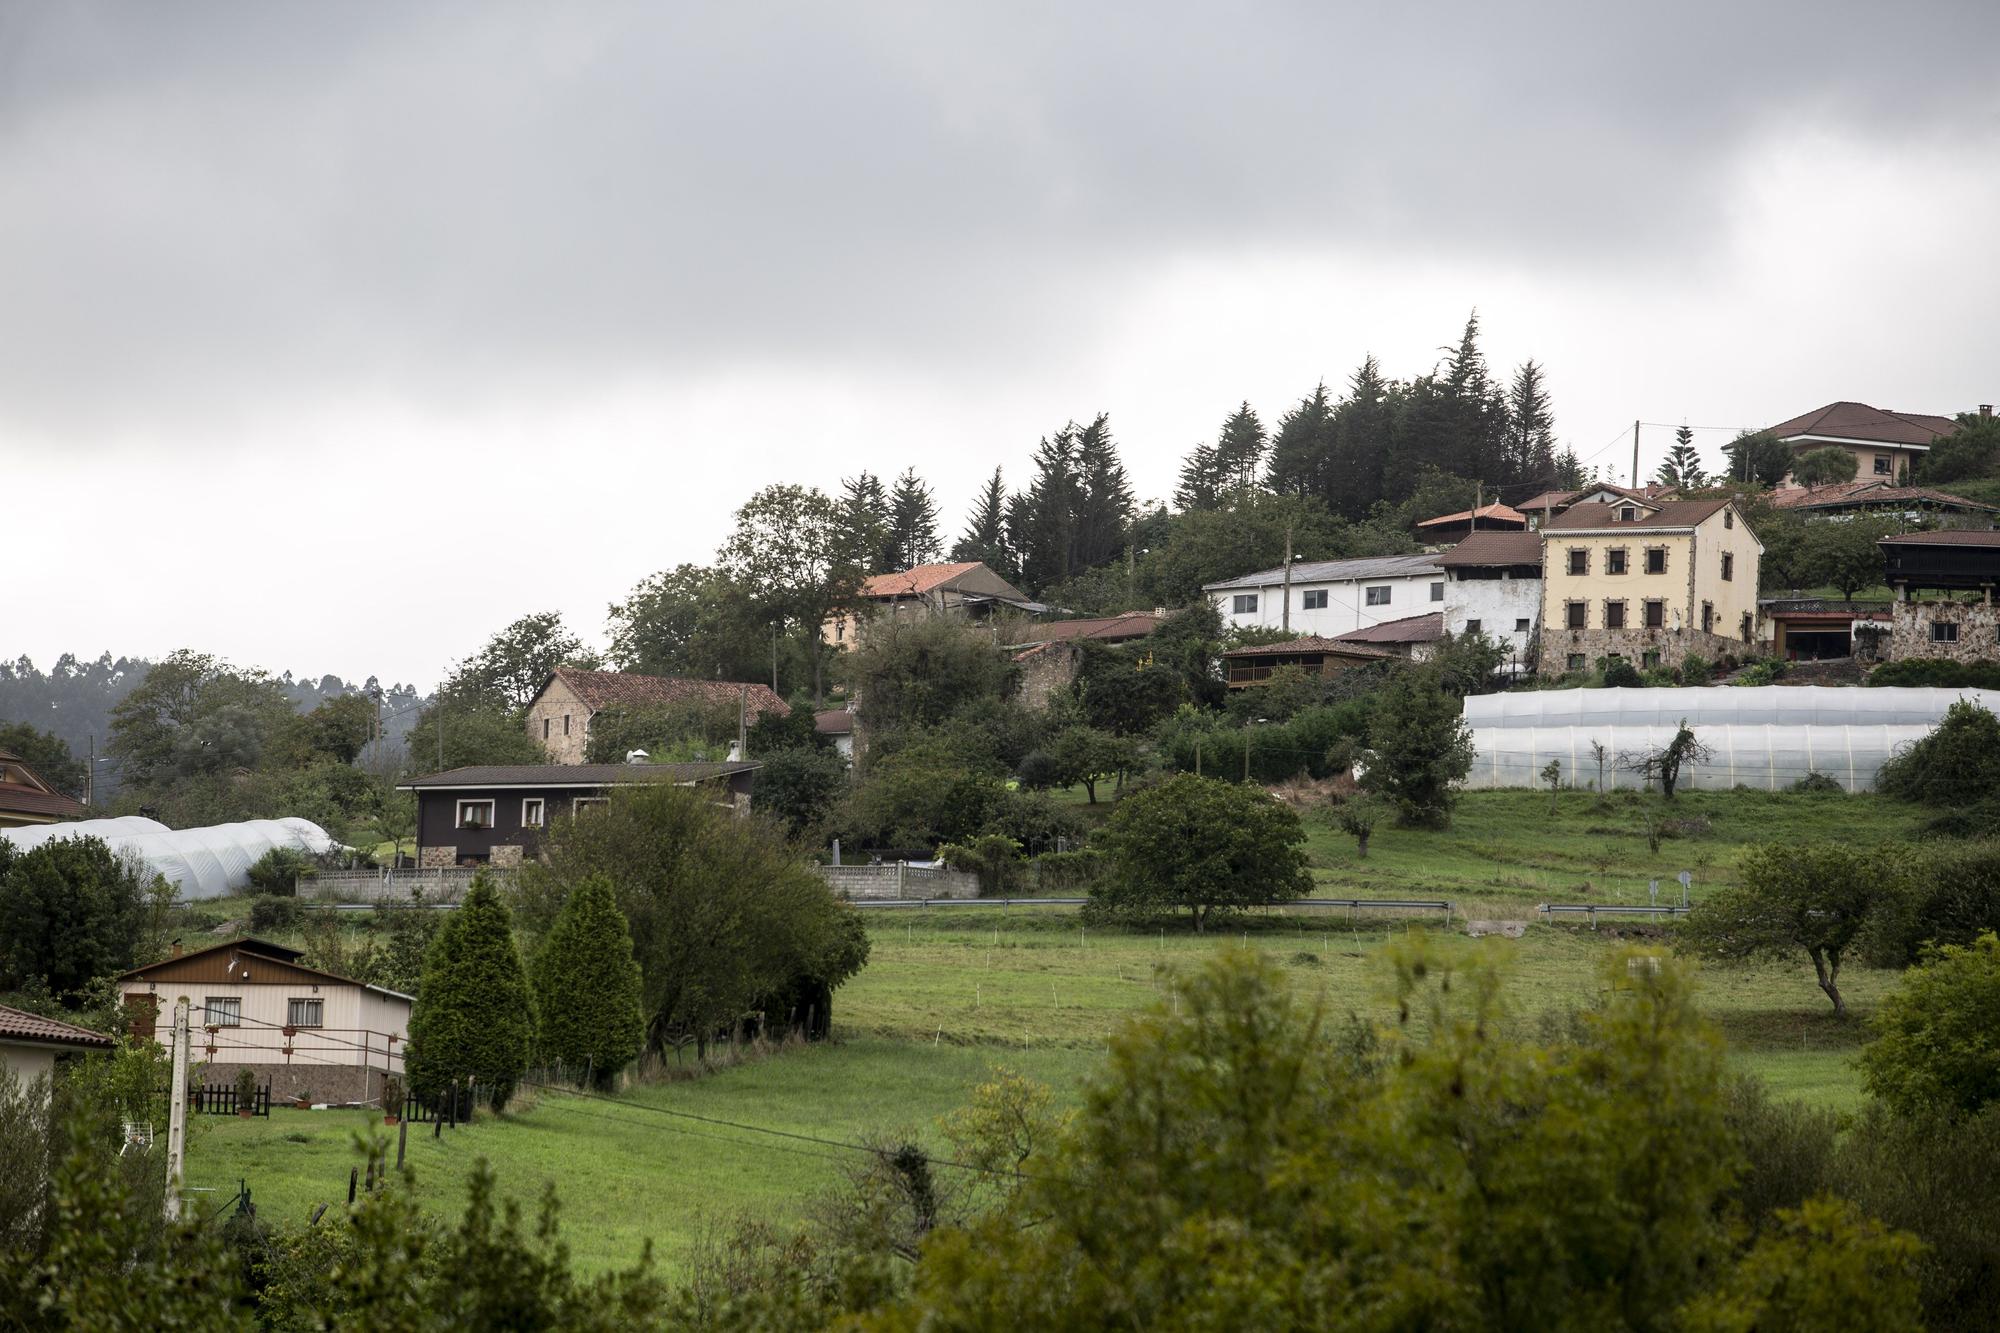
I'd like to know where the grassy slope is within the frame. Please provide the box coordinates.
[199,791,1926,1273]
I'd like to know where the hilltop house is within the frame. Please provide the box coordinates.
[1205,554,1445,639]
[117,938,409,1106]
[0,750,84,828]
[1769,401,1973,485]
[0,1003,114,1102]
[525,668,787,765]
[823,561,1042,649]
[1434,529,1545,663]
[1515,483,1680,528]
[1880,529,2000,663]
[400,761,762,867]
[1536,496,1763,674]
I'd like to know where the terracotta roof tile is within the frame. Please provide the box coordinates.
[1416,502,1527,528]
[0,1002,116,1050]
[1542,498,1733,531]
[1003,612,1164,647]
[1436,531,1545,567]
[1332,612,1446,644]
[550,668,789,720]
[1220,636,1402,660]
[859,562,983,597]
[0,784,85,819]
[1769,482,1995,513]
[814,708,855,735]
[1768,401,1959,448]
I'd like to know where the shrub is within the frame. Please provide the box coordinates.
[407,873,535,1111]
[248,894,301,933]
[1599,657,1644,689]
[1790,772,1844,795]
[1091,774,1310,930]
[1868,841,2000,966]
[752,745,848,837]
[1680,653,1714,686]
[234,1066,259,1106]
[1860,932,2000,1117]
[247,847,316,895]
[1014,751,1062,791]
[0,835,149,1001]
[1679,1196,1924,1333]
[1878,701,2000,808]
[1867,658,2000,690]
[1362,670,1474,827]
[938,834,1025,897]
[531,874,645,1090]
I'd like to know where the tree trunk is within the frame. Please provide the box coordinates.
[1356,831,1371,859]
[1082,778,1097,804]
[1809,947,1846,1017]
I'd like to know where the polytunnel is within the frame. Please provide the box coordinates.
[1463,725,1936,794]
[0,816,337,900]
[1463,686,2000,730]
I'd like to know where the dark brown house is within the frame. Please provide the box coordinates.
[400,762,761,868]
[1219,636,1401,688]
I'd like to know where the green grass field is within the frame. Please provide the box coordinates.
[196,790,1922,1274]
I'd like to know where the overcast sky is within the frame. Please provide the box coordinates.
[6,1,1998,690]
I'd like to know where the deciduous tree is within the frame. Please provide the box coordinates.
[1092,774,1310,930]
[1680,842,1889,1016]
[1361,667,1474,826]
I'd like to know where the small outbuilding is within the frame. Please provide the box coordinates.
[0,1003,115,1102]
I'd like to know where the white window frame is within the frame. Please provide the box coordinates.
[1231,593,1258,614]
[1366,586,1392,607]
[287,998,324,1029]
[521,797,545,828]
[455,799,496,830]
[572,796,609,816]
[204,997,242,1028]
[1300,589,1328,610]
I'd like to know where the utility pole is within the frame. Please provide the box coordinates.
[165,997,190,1223]
[737,686,748,760]
[1631,420,1641,488]
[86,734,94,807]
[1280,518,1295,633]
[436,705,444,771]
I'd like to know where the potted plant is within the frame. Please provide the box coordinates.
[382,1075,403,1126]
[234,1067,259,1118]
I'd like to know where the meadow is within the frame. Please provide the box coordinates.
[197,789,1928,1273]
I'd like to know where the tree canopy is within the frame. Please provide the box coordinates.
[1091,773,1310,929]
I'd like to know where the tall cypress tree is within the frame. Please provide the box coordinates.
[951,467,1013,576]
[1174,443,1223,512]
[531,873,644,1090]
[407,873,534,1112]
[1504,360,1558,487]
[1212,402,1268,494]
[887,467,941,569]
[1264,382,1339,505]
[1013,425,1079,591]
[1331,356,1395,518]
[1072,413,1134,572]
[840,472,895,572]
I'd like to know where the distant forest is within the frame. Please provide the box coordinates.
[0,654,424,800]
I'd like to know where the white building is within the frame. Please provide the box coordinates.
[1433,530,1545,663]
[1205,554,1445,639]
[0,1003,115,1103]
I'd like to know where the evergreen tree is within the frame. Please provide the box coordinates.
[531,873,644,1090]
[950,467,1014,576]
[1503,360,1558,485]
[1722,430,1792,487]
[886,467,941,569]
[1553,446,1587,489]
[1011,425,1080,591]
[1656,425,1708,490]
[408,873,535,1111]
[1434,310,1510,484]
[1072,413,1134,571]
[839,472,896,572]
[1212,401,1267,493]
[1173,442,1223,512]
[1264,381,1339,505]
[1330,357,1396,518]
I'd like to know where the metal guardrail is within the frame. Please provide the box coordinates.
[854,896,1455,919]
[1539,903,1692,925]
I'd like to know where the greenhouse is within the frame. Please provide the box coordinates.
[0,816,336,900]
[1464,685,2000,731]
[1464,724,1934,794]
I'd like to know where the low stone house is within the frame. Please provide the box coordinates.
[117,938,409,1106]
[1881,529,2000,663]
[525,667,788,765]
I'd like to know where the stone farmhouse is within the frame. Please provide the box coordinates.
[1880,529,2000,664]
[525,667,787,765]
[823,561,1042,650]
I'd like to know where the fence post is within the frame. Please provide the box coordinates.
[348,1167,358,1205]
[396,1115,408,1171]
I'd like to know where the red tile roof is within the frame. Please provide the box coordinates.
[1515,488,1581,512]
[1768,482,1995,513]
[1004,611,1164,647]
[1877,529,2000,547]
[0,784,85,820]
[1416,502,1526,529]
[549,668,789,720]
[859,561,983,598]
[1220,636,1402,660]
[1768,401,1959,448]
[814,708,855,735]
[1333,613,1446,645]
[1435,531,1545,567]
[1541,498,1733,531]
[0,1002,116,1050]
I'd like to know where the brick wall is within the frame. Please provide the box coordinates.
[1891,599,2000,664]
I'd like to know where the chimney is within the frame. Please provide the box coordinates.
[170,940,182,959]
[1981,404,1993,418]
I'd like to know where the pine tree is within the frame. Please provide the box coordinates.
[839,472,896,572]
[1012,425,1080,591]
[1173,443,1223,512]
[951,467,1013,575]
[531,873,645,1090]
[1503,360,1558,485]
[1656,425,1708,490]
[407,872,535,1111]
[1330,357,1396,518]
[1072,413,1134,572]
[1553,446,1586,489]
[1264,381,1339,505]
[1212,402,1267,493]
[886,467,941,569]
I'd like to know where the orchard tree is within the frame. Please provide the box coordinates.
[1092,773,1310,930]
[1803,517,1896,600]
[1047,726,1132,804]
[1680,842,1889,1016]
[1620,720,1713,799]
[1362,667,1474,826]
[532,874,645,1090]
[408,873,535,1110]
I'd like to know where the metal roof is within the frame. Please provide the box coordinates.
[1203,553,1441,592]
[400,761,761,790]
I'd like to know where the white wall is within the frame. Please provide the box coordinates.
[1212,571,1446,637]
[120,982,409,1074]
[0,1042,56,1097]
[1443,575,1541,659]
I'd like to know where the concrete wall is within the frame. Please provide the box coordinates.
[817,864,978,900]
[1212,570,1445,638]
[1892,599,2000,663]
[524,675,589,763]
[1443,575,1540,659]
[0,1041,55,1095]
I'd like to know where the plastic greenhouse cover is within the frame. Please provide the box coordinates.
[1464,686,2000,731]
[0,816,336,900]
[1464,724,1936,794]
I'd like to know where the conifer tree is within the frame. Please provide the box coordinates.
[1656,425,1708,490]
[1173,443,1223,512]
[1331,357,1396,518]
[1265,381,1339,504]
[1553,445,1587,489]
[1212,402,1267,493]
[1072,413,1134,571]
[1504,360,1558,485]
[1011,425,1079,591]
[531,873,644,1090]
[839,472,896,572]
[408,872,535,1112]
[886,467,941,569]
[951,467,1013,576]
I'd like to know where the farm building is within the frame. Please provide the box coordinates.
[0,816,337,900]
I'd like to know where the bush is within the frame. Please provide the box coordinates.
[1362,670,1474,827]
[1860,932,2000,1117]
[247,847,316,895]
[1868,658,2000,690]
[0,835,149,1002]
[248,894,301,933]
[1680,653,1714,686]
[1868,841,2000,966]
[752,745,848,837]
[938,835,1024,897]
[1878,701,2000,808]
[1732,659,1786,687]
[1599,657,1643,689]
[1015,751,1062,791]
[234,1066,259,1106]
[1790,772,1844,795]
[1091,774,1310,930]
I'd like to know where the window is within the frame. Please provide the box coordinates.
[1874,455,1893,475]
[1616,506,1638,522]
[1606,548,1628,575]
[1644,600,1665,628]
[1567,653,1587,671]
[1701,601,1714,634]
[1724,509,1734,529]
[1932,621,1960,643]
[204,997,241,1028]
[521,798,545,828]
[1566,601,1587,630]
[1721,552,1734,581]
[1645,548,1667,575]
[455,799,496,829]
[1232,593,1258,614]
[287,998,323,1029]
[563,714,572,736]
[1301,589,1328,610]
[1514,617,1530,633]
[1430,582,1444,602]
[1642,650,1662,669]
[573,796,609,815]
[1605,600,1627,629]
[1567,548,1589,576]
[1366,586,1392,606]
[542,718,550,740]
[1741,612,1754,642]
[1464,619,1481,634]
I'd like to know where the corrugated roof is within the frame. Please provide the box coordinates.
[1204,553,1441,592]
[400,761,761,789]
[1436,531,1546,567]
[1878,529,2000,547]
[1333,612,1446,644]
[0,1002,116,1050]
[1541,498,1733,531]
[1768,401,1959,448]
[549,668,789,720]
[1220,636,1401,660]
[1416,502,1526,528]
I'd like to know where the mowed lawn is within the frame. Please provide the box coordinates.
[199,791,1920,1273]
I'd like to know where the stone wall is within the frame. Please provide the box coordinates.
[418,844,457,869]
[817,864,979,901]
[1890,598,2000,663]
[1014,643,1082,712]
[1536,624,1753,675]
[489,844,525,868]
[197,1059,387,1107]
[524,675,587,763]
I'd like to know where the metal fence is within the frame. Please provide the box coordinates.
[193,1079,270,1117]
